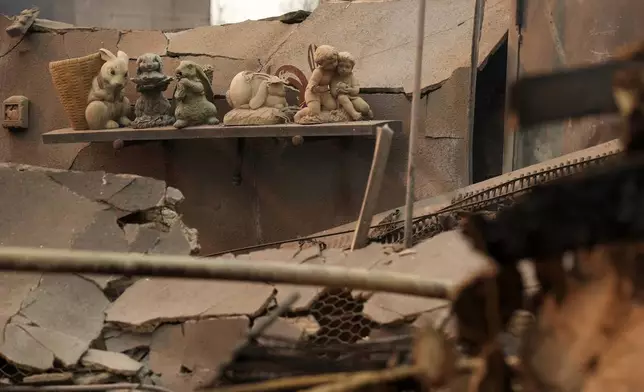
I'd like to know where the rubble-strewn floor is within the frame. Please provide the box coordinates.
[0,163,519,390]
[0,163,200,386]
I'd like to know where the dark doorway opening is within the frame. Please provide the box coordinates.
[473,36,508,183]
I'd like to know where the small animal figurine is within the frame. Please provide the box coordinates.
[85,48,131,130]
[223,71,299,125]
[130,53,174,129]
[226,71,293,110]
[331,51,373,120]
[172,61,219,128]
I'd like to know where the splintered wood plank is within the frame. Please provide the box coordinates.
[42,120,401,144]
[351,124,394,250]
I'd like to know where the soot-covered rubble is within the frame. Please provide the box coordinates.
[0,168,498,390]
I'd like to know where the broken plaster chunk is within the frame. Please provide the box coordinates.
[47,171,133,204]
[71,210,129,252]
[20,324,90,367]
[20,274,109,344]
[106,278,274,330]
[164,187,185,206]
[0,272,42,339]
[0,323,54,371]
[6,8,39,38]
[149,221,192,255]
[81,349,143,376]
[124,224,161,253]
[106,176,166,212]
[149,318,249,387]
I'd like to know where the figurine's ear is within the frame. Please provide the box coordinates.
[116,51,129,62]
[195,66,215,104]
[99,48,116,61]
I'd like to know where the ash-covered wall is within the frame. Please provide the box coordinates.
[0,0,211,30]
[512,0,644,168]
[0,0,508,254]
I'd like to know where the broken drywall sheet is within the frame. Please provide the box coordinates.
[0,324,55,370]
[362,230,487,323]
[20,325,90,367]
[124,224,162,253]
[105,176,166,213]
[5,274,111,367]
[149,318,249,390]
[47,170,134,203]
[71,210,130,252]
[106,279,275,330]
[0,273,42,340]
[148,221,192,256]
[0,164,198,255]
[0,164,200,371]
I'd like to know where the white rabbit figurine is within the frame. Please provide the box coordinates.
[85,48,132,130]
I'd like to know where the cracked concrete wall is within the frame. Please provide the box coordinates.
[0,3,484,253]
[0,0,211,30]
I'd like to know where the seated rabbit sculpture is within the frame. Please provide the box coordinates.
[85,48,132,130]
[173,60,219,128]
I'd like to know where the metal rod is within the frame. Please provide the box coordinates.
[467,0,487,184]
[0,246,452,299]
[403,0,427,249]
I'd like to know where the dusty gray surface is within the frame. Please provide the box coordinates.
[106,279,274,330]
[262,0,509,93]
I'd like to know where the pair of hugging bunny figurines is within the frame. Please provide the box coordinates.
[84,48,219,130]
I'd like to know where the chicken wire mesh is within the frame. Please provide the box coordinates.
[307,288,376,346]
[215,287,417,386]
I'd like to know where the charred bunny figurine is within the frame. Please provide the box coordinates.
[85,48,131,130]
[172,60,219,128]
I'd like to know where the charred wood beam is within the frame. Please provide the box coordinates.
[464,153,644,266]
[509,60,644,128]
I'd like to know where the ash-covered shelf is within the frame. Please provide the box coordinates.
[42,120,401,144]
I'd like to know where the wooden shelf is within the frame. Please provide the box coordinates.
[42,120,401,144]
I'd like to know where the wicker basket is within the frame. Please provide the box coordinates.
[49,52,104,130]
